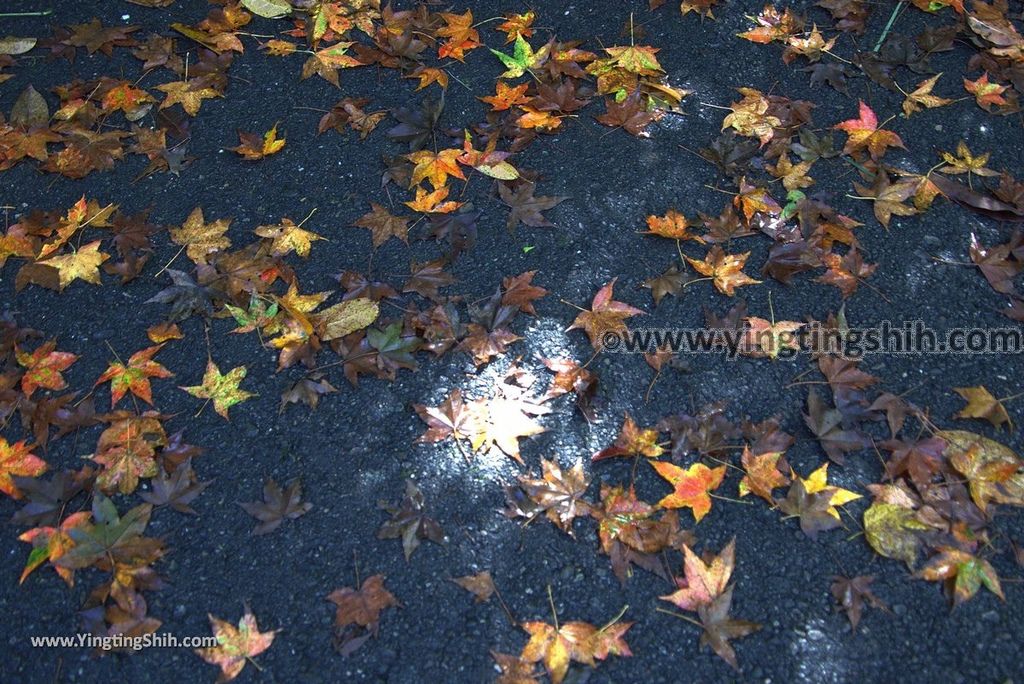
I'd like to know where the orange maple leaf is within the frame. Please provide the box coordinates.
[963,72,1008,111]
[650,460,727,522]
[685,246,761,296]
[0,438,49,499]
[833,101,905,160]
[567,278,644,350]
[406,148,466,190]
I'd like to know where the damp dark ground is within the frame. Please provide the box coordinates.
[1,1,1024,683]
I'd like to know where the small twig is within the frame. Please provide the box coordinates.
[0,9,53,16]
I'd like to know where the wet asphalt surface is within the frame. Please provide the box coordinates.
[1,0,1023,682]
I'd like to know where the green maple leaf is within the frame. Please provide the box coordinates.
[56,494,156,570]
[225,295,279,334]
[182,360,254,419]
[490,35,549,79]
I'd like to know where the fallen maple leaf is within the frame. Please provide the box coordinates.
[407,148,465,190]
[650,460,726,522]
[491,35,550,79]
[642,209,704,241]
[169,207,232,265]
[156,78,222,116]
[231,123,286,160]
[685,246,761,296]
[831,574,887,631]
[54,493,160,571]
[659,538,760,668]
[496,11,535,44]
[18,510,91,585]
[352,202,410,248]
[181,361,254,419]
[964,72,1008,111]
[778,463,861,537]
[498,182,567,229]
[479,81,531,111]
[16,341,78,398]
[240,477,313,535]
[458,132,519,180]
[941,430,1024,512]
[377,479,444,560]
[94,344,173,407]
[919,546,1004,606]
[520,614,632,684]
[643,263,684,306]
[37,241,110,290]
[742,316,803,359]
[737,446,789,502]
[592,413,663,460]
[695,586,761,669]
[451,571,495,603]
[327,574,400,655]
[566,278,644,350]
[90,414,164,495]
[509,458,591,535]
[833,101,904,160]
[0,438,49,499]
[196,607,278,683]
[492,650,540,684]
[139,460,211,515]
[954,386,1012,429]
[901,74,954,116]
[254,217,324,258]
[863,500,929,568]
[722,88,781,146]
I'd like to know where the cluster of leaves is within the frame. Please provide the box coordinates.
[1,305,234,649]
[725,0,1024,316]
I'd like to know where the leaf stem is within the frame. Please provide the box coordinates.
[654,607,704,628]
[547,584,559,631]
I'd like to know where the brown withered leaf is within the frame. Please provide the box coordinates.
[567,278,644,350]
[352,202,410,248]
[499,182,567,230]
[969,233,1022,295]
[597,93,659,136]
[239,478,313,535]
[378,479,444,561]
[279,375,338,413]
[694,586,761,670]
[831,574,887,631]
[450,571,495,603]
[403,259,455,300]
[327,574,400,656]
[507,458,591,535]
[643,263,684,306]
[590,484,687,583]
[539,356,598,421]
[139,460,210,515]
